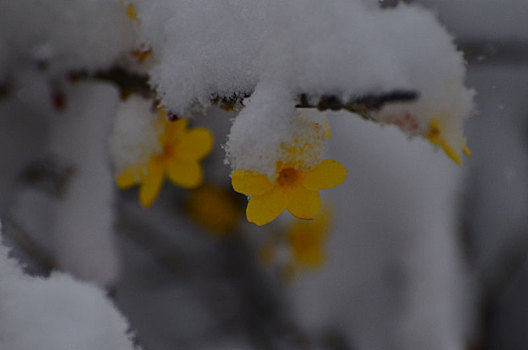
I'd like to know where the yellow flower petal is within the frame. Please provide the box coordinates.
[165,118,188,142]
[231,169,273,195]
[125,3,137,20]
[178,128,214,160]
[302,160,347,191]
[167,158,203,188]
[286,186,321,220]
[440,140,462,165]
[286,206,331,268]
[426,118,442,145]
[139,160,164,208]
[295,249,323,267]
[246,188,287,226]
[116,167,139,189]
[187,185,241,235]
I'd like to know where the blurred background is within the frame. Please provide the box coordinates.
[1,1,528,350]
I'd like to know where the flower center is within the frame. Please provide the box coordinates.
[163,143,175,156]
[154,142,177,162]
[277,167,298,187]
[426,118,442,145]
[427,126,440,144]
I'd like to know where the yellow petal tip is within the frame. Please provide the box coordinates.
[125,4,137,20]
[231,169,273,195]
[115,169,139,189]
[440,141,462,165]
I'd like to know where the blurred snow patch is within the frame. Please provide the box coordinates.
[464,66,528,281]
[0,223,137,350]
[0,0,135,76]
[110,95,162,175]
[289,114,472,350]
[417,0,528,41]
[49,82,121,287]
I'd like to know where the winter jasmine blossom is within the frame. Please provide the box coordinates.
[116,112,213,207]
[124,3,137,21]
[426,117,471,165]
[232,159,346,226]
[187,184,242,235]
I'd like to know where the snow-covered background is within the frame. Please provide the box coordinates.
[1,0,527,349]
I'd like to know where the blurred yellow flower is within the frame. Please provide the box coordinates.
[232,159,346,226]
[122,2,137,21]
[121,2,137,21]
[426,117,470,165]
[287,207,331,268]
[116,115,213,208]
[187,184,242,235]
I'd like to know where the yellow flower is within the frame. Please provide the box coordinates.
[287,207,331,268]
[116,115,213,208]
[231,159,346,226]
[426,117,471,165]
[187,184,242,235]
[121,2,138,21]
[126,4,137,20]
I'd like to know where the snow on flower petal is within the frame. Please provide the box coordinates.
[228,103,346,226]
[112,99,214,208]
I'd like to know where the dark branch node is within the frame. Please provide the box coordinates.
[0,82,9,99]
[20,157,76,198]
[211,92,251,111]
[70,66,153,100]
[296,90,419,119]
